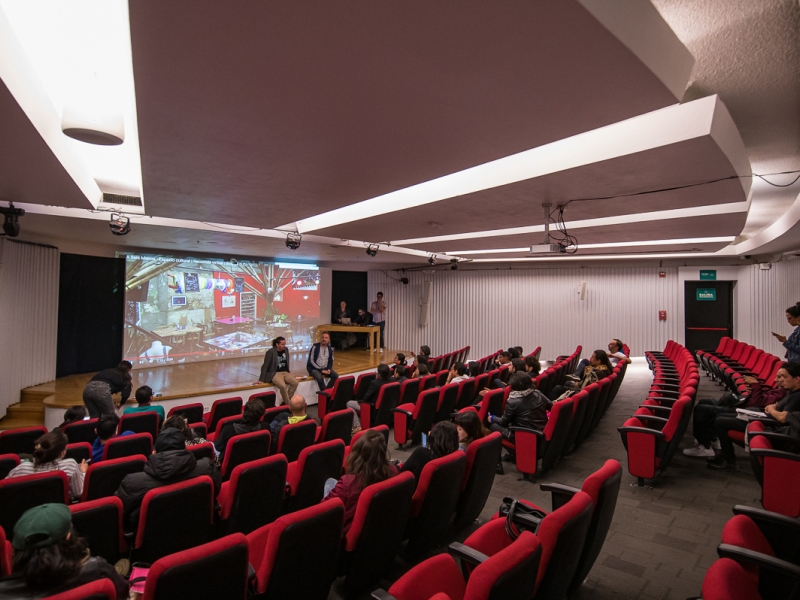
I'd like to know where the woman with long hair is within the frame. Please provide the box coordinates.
[81,360,133,418]
[0,504,128,599]
[400,422,459,487]
[323,429,397,535]
[454,410,488,453]
[5,430,87,500]
[772,302,800,362]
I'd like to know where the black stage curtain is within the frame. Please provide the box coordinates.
[57,254,125,377]
[331,271,368,321]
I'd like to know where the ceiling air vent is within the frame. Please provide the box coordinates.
[101,193,142,207]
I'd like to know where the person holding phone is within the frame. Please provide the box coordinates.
[772,302,800,362]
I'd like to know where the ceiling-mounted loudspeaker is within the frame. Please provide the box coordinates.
[578,280,587,301]
[61,103,125,146]
[419,280,433,327]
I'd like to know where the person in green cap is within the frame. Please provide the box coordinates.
[0,504,128,599]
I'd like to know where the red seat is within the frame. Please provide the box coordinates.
[42,579,117,600]
[220,430,271,481]
[247,500,344,599]
[261,406,290,427]
[0,426,47,455]
[0,524,11,577]
[0,471,69,535]
[359,382,400,429]
[102,432,153,460]
[218,454,287,535]
[64,442,92,463]
[203,397,243,433]
[398,377,421,409]
[433,383,460,424]
[392,388,439,448]
[353,372,377,401]
[420,374,438,391]
[187,442,216,462]
[118,411,161,439]
[749,427,800,517]
[133,476,215,563]
[275,419,317,462]
[316,375,355,419]
[142,533,250,600]
[62,418,99,445]
[0,454,20,480]
[249,390,278,408]
[317,409,354,445]
[454,431,502,530]
[435,370,449,387]
[207,414,243,443]
[698,558,762,600]
[167,402,204,424]
[285,439,345,513]
[70,496,127,564]
[82,455,147,502]
[455,379,477,411]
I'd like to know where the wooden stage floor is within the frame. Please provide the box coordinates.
[21,347,411,410]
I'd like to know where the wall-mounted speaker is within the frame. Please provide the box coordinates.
[578,280,587,301]
[419,280,433,326]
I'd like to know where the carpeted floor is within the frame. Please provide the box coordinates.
[318,359,762,599]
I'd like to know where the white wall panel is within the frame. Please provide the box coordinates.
[0,239,59,418]
[368,267,680,360]
[742,261,800,358]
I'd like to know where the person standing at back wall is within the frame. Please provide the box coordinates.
[256,336,298,405]
[370,291,387,352]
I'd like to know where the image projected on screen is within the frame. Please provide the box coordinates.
[123,254,320,368]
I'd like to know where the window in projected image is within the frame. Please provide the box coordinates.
[123,255,320,368]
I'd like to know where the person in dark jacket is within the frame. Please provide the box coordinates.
[116,428,221,530]
[710,362,800,470]
[393,365,408,385]
[772,302,800,362]
[345,364,393,430]
[489,372,552,452]
[307,333,338,391]
[399,421,459,488]
[214,399,267,459]
[82,360,132,417]
[256,337,298,405]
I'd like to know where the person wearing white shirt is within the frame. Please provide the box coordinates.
[568,339,630,380]
[446,362,470,385]
[370,292,387,351]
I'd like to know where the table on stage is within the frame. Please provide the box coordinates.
[316,324,380,353]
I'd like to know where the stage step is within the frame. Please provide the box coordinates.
[0,398,47,430]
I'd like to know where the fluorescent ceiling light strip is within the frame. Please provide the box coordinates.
[469,252,725,262]
[291,96,737,234]
[392,202,749,245]
[448,236,735,255]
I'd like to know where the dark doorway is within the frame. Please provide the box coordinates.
[684,281,734,354]
[331,271,368,322]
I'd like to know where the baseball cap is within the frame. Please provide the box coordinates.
[12,503,72,551]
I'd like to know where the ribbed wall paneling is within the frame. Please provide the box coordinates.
[744,261,800,358]
[0,239,59,418]
[368,267,680,360]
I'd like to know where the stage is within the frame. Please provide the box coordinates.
[21,347,410,430]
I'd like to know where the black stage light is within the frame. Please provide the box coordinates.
[366,244,379,257]
[285,232,302,250]
[427,256,436,266]
[450,258,458,270]
[0,203,24,237]
[109,213,130,236]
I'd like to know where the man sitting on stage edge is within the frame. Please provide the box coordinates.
[257,336,299,406]
[307,333,338,391]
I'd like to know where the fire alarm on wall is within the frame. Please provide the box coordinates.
[659,271,666,278]
[659,310,667,321]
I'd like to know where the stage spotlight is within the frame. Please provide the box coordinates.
[109,213,130,236]
[427,255,437,266]
[450,258,458,271]
[0,203,24,237]
[366,244,379,257]
[400,277,409,285]
[285,232,302,250]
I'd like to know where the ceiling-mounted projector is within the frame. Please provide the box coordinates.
[529,243,566,254]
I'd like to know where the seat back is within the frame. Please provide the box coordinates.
[420,374,438,391]
[561,389,589,455]
[70,496,126,564]
[247,500,344,599]
[0,471,69,534]
[205,397,243,433]
[455,378,477,411]
[65,442,92,463]
[587,376,612,433]
[659,397,693,468]
[62,419,99,445]
[82,455,147,501]
[0,525,9,577]
[573,382,600,448]
[750,433,800,517]
[407,451,467,556]
[0,426,47,455]
[540,397,573,473]
[700,558,762,600]
[143,533,249,600]
[435,370,449,387]
[354,373,377,400]
[103,432,153,460]
[318,409,354,445]
[398,377,421,407]
[135,476,214,563]
[341,472,416,597]
[209,415,243,443]
[473,373,489,397]
[410,389,440,444]
[0,454,19,480]
[187,442,215,461]
[43,579,117,600]
[434,383,460,423]
[534,491,594,599]
[220,430,271,480]
[221,454,288,534]
[319,376,356,418]
[454,431,502,530]
[167,403,204,424]
[372,382,401,428]
[287,440,346,512]
[119,411,161,438]
[261,406,290,426]
[249,390,278,408]
[277,419,318,462]
[567,459,623,595]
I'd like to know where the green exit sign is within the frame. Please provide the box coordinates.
[697,288,716,301]
[700,270,716,280]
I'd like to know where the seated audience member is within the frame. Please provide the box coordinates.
[0,504,128,599]
[6,430,87,501]
[392,353,407,371]
[334,300,350,324]
[56,406,87,430]
[399,422,459,488]
[117,427,221,529]
[91,414,135,463]
[468,362,481,378]
[684,373,786,458]
[162,415,210,447]
[270,394,319,450]
[409,345,432,365]
[214,399,267,459]
[507,347,520,360]
[346,364,393,429]
[569,339,630,379]
[322,429,398,536]
[524,355,541,377]
[550,349,612,400]
[454,410,488,453]
[394,365,409,385]
[709,361,800,470]
[354,308,373,349]
[493,352,512,369]
[307,332,338,391]
[413,362,430,378]
[488,358,525,390]
[123,385,166,421]
[489,373,551,458]
[446,362,470,385]
[514,346,524,358]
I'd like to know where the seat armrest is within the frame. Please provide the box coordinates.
[633,415,669,424]
[749,431,800,449]
[750,447,800,462]
[540,482,580,510]
[618,426,666,440]
[509,426,545,442]
[717,544,800,581]
[316,390,331,398]
[391,408,413,419]
[448,541,490,567]
[732,505,800,531]
[371,591,397,600]
[639,405,673,411]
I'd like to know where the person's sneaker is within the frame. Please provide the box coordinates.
[710,439,721,450]
[707,456,739,470]
[495,463,505,475]
[501,453,516,463]
[683,446,716,458]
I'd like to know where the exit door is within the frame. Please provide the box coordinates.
[684,281,733,354]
